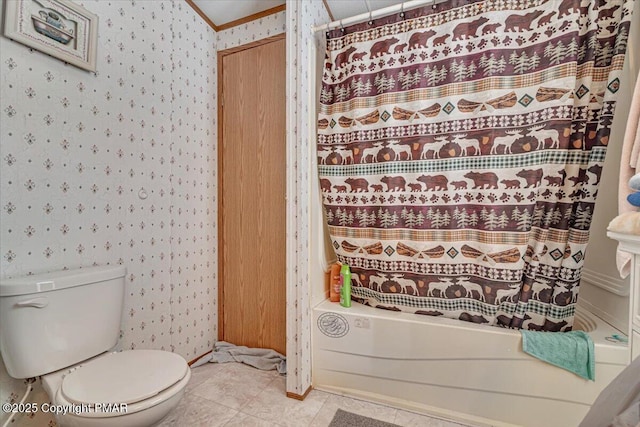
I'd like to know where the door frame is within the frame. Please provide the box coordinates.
[217,33,287,342]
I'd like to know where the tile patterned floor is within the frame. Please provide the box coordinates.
[158,362,472,427]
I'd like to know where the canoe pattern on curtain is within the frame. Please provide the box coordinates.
[317,0,633,330]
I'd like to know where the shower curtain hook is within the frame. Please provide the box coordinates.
[365,0,373,25]
[432,0,437,9]
[400,2,405,18]
[340,19,345,32]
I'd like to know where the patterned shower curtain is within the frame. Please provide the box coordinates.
[318,0,633,330]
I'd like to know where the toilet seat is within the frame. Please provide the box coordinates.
[53,350,190,418]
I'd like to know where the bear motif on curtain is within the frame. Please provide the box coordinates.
[317,0,633,330]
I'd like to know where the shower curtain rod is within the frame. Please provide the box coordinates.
[312,0,449,33]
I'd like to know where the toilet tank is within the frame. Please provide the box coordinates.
[0,266,126,378]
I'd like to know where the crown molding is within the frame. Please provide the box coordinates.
[184,0,219,31]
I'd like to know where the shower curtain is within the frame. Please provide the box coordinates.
[317,0,633,330]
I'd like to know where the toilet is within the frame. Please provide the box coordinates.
[0,265,191,427]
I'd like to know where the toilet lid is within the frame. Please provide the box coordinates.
[61,350,188,405]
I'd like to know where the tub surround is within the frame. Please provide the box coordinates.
[581,7,639,333]
[607,231,640,360]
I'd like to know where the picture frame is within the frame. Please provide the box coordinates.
[3,0,98,72]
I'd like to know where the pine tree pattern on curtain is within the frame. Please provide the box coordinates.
[317,0,633,330]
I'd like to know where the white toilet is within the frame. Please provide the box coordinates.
[0,265,191,427]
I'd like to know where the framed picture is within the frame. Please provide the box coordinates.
[3,0,98,72]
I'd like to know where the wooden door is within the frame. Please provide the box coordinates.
[219,37,286,355]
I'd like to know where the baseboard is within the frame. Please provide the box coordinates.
[286,385,313,401]
[581,268,629,296]
[188,350,213,366]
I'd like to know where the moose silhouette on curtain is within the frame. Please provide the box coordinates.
[317,0,633,331]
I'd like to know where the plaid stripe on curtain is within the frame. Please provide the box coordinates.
[317,0,633,330]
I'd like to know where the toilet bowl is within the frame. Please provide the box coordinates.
[0,266,192,427]
[41,350,191,427]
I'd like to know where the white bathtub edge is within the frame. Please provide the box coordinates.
[312,299,630,427]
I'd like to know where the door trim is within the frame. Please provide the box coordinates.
[217,33,286,342]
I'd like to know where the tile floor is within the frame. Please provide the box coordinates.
[158,362,473,426]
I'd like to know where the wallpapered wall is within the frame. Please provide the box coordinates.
[0,2,320,422]
[285,0,330,396]
[217,10,286,50]
[0,0,216,424]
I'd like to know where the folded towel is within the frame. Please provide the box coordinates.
[200,341,287,374]
[609,212,640,236]
[520,330,595,381]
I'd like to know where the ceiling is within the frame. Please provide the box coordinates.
[326,0,408,22]
[191,0,285,27]
[191,0,407,28]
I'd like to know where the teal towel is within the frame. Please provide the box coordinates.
[520,330,595,381]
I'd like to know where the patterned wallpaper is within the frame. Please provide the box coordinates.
[285,0,331,396]
[0,1,327,418]
[217,10,286,50]
[0,1,216,424]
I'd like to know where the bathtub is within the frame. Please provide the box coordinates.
[312,299,629,427]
